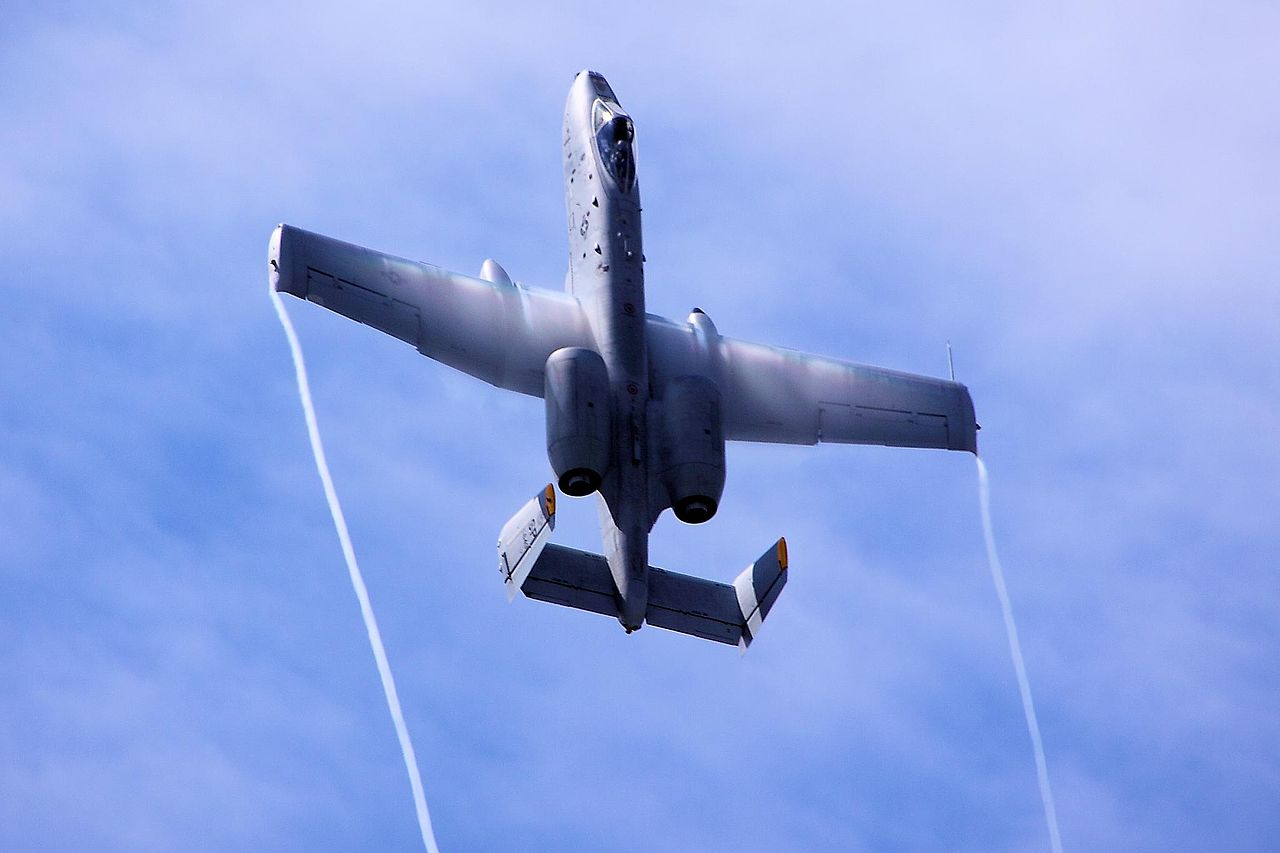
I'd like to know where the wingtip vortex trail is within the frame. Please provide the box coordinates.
[976,456,1063,853]
[271,286,442,853]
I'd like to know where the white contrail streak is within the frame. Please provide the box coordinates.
[976,456,1063,853]
[271,287,441,853]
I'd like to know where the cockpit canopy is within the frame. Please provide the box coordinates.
[592,99,635,193]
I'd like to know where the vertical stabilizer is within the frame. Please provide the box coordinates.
[498,486,557,601]
[733,538,788,650]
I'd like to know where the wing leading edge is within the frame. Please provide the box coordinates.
[270,224,593,397]
[647,314,978,453]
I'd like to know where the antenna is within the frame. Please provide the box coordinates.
[947,340,956,382]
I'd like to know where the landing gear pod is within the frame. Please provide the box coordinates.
[545,347,611,496]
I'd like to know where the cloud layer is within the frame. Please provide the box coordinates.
[3,2,1277,850]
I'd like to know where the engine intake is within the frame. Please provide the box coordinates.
[658,375,726,524]
[545,347,611,496]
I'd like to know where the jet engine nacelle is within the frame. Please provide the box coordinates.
[545,347,611,497]
[658,375,726,524]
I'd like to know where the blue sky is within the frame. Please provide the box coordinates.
[3,2,1277,850]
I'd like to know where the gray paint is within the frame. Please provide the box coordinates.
[269,70,978,646]
[522,540,786,648]
[561,71,652,630]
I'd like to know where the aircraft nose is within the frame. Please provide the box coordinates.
[573,69,615,100]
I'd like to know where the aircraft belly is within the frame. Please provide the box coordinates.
[586,248,650,629]
[561,71,659,632]
[596,490,647,629]
[588,260,651,629]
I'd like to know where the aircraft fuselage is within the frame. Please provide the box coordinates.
[562,71,651,629]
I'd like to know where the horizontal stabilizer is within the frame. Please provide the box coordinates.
[521,544,619,617]
[520,539,788,648]
[497,486,556,601]
[645,567,746,645]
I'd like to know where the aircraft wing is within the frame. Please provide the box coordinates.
[270,225,593,397]
[647,315,978,452]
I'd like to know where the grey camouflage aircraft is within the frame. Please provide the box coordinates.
[270,70,977,649]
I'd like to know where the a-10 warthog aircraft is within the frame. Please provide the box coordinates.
[270,70,978,649]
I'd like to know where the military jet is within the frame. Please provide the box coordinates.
[269,70,977,648]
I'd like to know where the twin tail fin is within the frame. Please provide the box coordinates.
[498,488,787,649]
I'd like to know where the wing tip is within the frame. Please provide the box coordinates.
[269,223,306,298]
